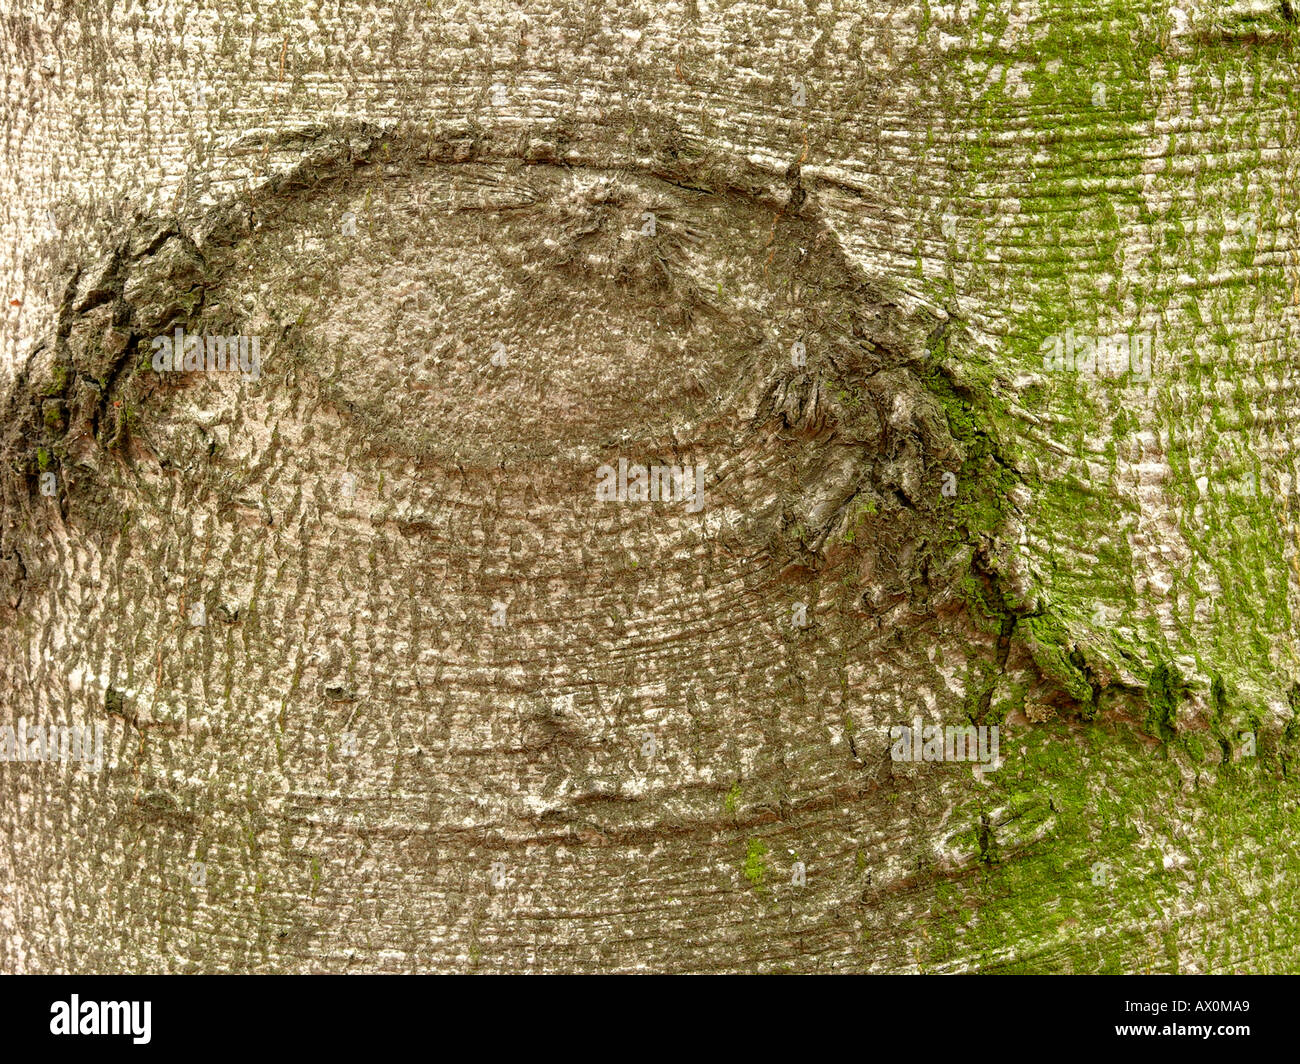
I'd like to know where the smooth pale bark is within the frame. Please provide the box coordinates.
[1,0,1298,973]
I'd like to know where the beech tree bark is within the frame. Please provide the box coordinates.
[2,0,1299,973]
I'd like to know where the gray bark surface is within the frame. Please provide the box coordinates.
[2,0,1299,973]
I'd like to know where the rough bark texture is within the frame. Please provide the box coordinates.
[2,0,1299,973]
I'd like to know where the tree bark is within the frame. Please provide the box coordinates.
[2,0,1299,973]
